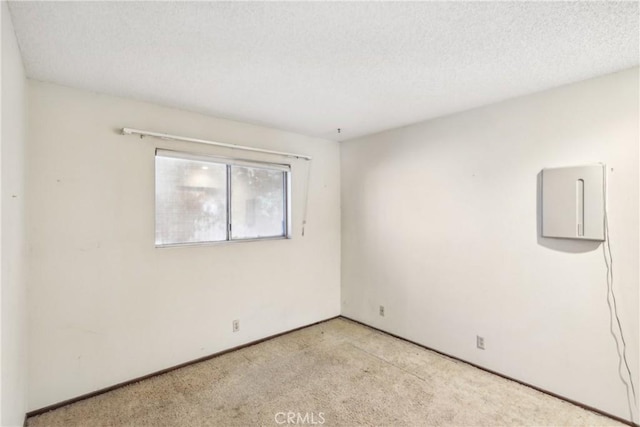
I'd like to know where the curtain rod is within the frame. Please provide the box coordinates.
[121,128,312,161]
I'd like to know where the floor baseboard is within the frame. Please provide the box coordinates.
[339,315,638,427]
[25,315,340,419]
[24,314,639,427]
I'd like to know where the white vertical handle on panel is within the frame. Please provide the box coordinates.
[576,179,584,236]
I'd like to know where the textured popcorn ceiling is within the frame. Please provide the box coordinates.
[8,1,639,141]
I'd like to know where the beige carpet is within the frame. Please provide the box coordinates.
[28,318,624,426]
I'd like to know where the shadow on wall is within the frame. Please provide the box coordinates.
[536,171,601,254]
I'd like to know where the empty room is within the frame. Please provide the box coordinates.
[1,1,638,426]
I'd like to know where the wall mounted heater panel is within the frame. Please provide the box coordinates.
[541,164,605,241]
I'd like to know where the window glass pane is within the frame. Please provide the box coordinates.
[231,166,285,239]
[155,156,227,245]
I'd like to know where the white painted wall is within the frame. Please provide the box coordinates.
[1,3,28,426]
[27,81,341,410]
[341,68,639,423]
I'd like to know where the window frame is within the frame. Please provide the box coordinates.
[155,149,292,248]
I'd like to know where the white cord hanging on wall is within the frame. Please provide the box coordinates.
[541,163,637,421]
[601,167,637,421]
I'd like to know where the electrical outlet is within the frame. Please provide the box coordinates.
[233,319,240,333]
[379,305,385,317]
[476,335,485,350]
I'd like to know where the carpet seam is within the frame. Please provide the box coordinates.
[347,342,432,385]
